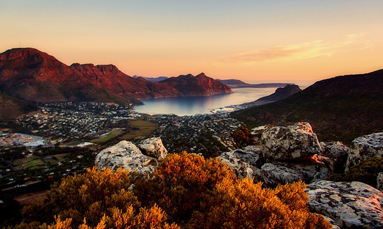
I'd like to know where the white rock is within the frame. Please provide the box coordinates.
[138,137,168,160]
[253,161,331,187]
[95,140,157,174]
[307,180,383,228]
[320,141,350,173]
[346,132,383,170]
[218,147,262,179]
[260,122,322,161]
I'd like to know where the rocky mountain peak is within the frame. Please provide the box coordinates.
[97,64,120,75]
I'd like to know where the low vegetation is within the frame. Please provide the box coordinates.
[8,153,331,229]
[327,156,383,187]
[119,119,159,140]
[231,125,256,148]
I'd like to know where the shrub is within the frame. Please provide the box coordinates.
[21,167,139,227]
[231,126,256,148]
[12,153,330,229]
[133,152,236,223]
[187,179,331,229]
[327,156,383,187]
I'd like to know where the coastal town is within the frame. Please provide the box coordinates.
[0,102,243,194]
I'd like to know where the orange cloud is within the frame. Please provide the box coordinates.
[220,35,365,64]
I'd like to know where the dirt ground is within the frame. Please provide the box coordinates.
[14,190,48,205]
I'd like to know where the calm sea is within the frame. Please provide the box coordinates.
[134,88,278,116]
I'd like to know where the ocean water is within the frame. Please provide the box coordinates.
[134,88,278,116]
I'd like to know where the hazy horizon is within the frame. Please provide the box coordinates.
[1,0,382,82]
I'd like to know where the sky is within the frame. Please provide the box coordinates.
[1,0,383,84]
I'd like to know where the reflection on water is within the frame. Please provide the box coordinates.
[134,88,277,116]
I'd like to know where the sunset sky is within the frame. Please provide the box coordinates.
[1,0,382,84]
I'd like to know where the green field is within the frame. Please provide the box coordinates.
[53,153,69,162]
[23,159,45,169]
[66,141,82,146]
[119,120,159,140]
[13,156,39,166]
[91,129,124,144]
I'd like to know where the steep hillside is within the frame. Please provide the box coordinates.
[0,92,38,120]
[0,48,125,103]
[241,84,302,107]
[232,69,383,143]
[71,63,177,99]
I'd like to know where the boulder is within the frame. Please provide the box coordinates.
[320,141,350,173]
[253,160,331,188]
[346,132,383,170]
[138,137,168,160]
[307,180,383,228]
[218,147,263,179]
[260,122,322,161]
[95,140,157,174]
[377,172,383,191]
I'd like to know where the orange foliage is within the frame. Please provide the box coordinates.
[13,153,330,229]
[134,152,236,222]
[187,179,331,229]
[231,126,256,148]
[22,167,138,227]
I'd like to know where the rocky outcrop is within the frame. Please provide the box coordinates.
[320,141,350,173]
[220,122,330,186]
[254,160,331,187]
[260,122,322,161]
[346,132,383,170]
[95,140,158,174]
[307,180,383,228]
[218,147,263,179]
[378,172,383,192]
[138,137,168,160]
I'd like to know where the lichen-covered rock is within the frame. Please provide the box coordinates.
[95,140,157,174]
[320,141,350,173]
[138,137,168,160]
[307,180,383,228]
[260,122,322,161]
[255,163,305,187]
[253,160,331,187]
[346,132,383,170]
[218,147,262,179]
[322,216,341,229]
[377,172,383,191]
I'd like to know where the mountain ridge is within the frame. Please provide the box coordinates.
[232,68,383,143]
[0,48,232,104]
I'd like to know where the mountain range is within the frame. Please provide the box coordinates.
[0,92,38,120]
[0,48,232,104]
[232,69,383,143]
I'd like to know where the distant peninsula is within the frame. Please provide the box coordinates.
[218,79,292,88]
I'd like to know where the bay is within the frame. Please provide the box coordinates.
[134,88,277,116]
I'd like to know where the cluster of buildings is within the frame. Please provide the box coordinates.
[16,102,138,141]
[147,114,243,156]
